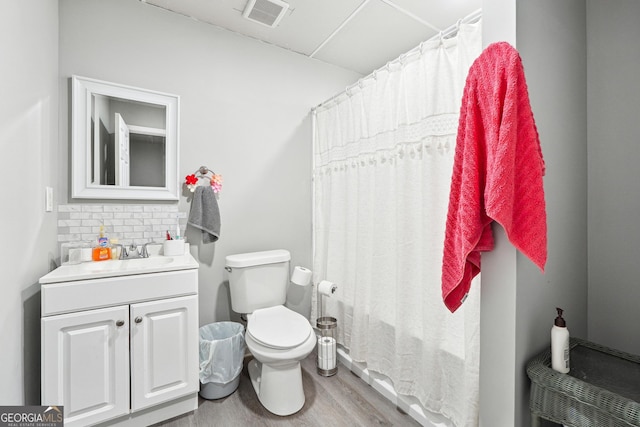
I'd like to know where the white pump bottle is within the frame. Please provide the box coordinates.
[551,307,570,373]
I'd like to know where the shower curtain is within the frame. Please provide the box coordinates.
[312,20,482,427]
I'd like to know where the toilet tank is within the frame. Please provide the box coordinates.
[225,249,290,314]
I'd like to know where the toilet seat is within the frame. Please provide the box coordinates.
[247,305,312,350]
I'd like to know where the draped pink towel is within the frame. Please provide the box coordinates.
[442,42,547,313]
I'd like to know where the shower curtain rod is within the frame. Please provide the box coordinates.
[312,8,482,112]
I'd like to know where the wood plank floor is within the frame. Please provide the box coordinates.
[153,352,421,427]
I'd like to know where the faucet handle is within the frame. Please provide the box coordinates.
[142,241,163,258]
[111,243,123,260]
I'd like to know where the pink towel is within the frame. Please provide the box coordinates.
[442,42,547,313]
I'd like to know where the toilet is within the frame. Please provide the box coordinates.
[225,249,316,416]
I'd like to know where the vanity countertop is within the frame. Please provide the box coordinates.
[40,252,199,285]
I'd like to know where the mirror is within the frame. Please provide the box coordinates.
[71,75,179,200]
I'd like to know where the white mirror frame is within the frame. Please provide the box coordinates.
[71,75,180,200]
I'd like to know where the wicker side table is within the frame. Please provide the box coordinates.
[526,337,640,427]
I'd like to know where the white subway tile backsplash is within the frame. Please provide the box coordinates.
[57,203,186,245]
[91,213,114,220]
[124,219,144,226]
[70,226,92,234]
[58,233,83,242]
[58,205,81,212]
[82,205,104,212]
[58,219,81,227]
[69,212,89,220]
[103,205,124,212]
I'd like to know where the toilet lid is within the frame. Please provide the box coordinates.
[247,305,312,350]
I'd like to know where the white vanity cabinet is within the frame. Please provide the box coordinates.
[129,295,198,412]
[40,255,200,427]
[42,305,131,426]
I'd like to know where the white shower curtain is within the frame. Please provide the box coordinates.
[312,20,482,427]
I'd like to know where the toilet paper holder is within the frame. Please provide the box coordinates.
[316,316,337,377]
[316,280,338,376]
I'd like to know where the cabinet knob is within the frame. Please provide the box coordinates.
[135,316,143,324]
[116,320,125,327]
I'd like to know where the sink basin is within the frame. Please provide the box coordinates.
[40,251,199,284]
[87,256,174,273]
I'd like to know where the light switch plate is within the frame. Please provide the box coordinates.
[45,186,53,212]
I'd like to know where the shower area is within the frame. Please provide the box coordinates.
[311,12,482,427]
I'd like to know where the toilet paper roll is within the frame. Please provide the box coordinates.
[317,336,337,370]
[291,266,312,287]
[318,280,337,296]
[318,356,336,371]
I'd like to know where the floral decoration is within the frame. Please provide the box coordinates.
[185,174,198,192]
[184,173,223,193]
[210,173,223,193]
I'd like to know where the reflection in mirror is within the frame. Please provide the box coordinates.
[72,76,179,200]
[91,95,166,187]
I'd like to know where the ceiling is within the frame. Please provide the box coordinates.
[140,0,481,76]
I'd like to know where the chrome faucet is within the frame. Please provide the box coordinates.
[120,242,149,260]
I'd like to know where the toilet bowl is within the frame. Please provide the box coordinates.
[245,305,316,416]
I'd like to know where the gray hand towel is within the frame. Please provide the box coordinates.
[188,186,220,243]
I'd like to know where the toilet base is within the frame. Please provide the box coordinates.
[248,358,305,416]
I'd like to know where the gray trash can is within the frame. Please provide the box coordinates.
[199,321,245,399]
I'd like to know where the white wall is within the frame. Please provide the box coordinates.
[58,0,361,325]
[587,0,640,356]
[0,0,59,405]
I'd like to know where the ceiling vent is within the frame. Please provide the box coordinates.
[242,0,289,28]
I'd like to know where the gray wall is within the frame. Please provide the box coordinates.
[483,0,640,425]
[58,0,361,326]
[480,0,589,426]
[0,0,59,405]
[516,2,589,426]
[587,0,640,356]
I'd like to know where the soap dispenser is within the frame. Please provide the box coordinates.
[551,307,570,373]
[92,224,112,261]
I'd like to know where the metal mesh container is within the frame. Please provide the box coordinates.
[316,316,337,377]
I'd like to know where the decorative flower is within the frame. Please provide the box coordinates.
[185,174,198,192]
[210,174,223,193]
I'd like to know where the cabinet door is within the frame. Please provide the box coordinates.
[42,305,130,427]
[130,295,198,411]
